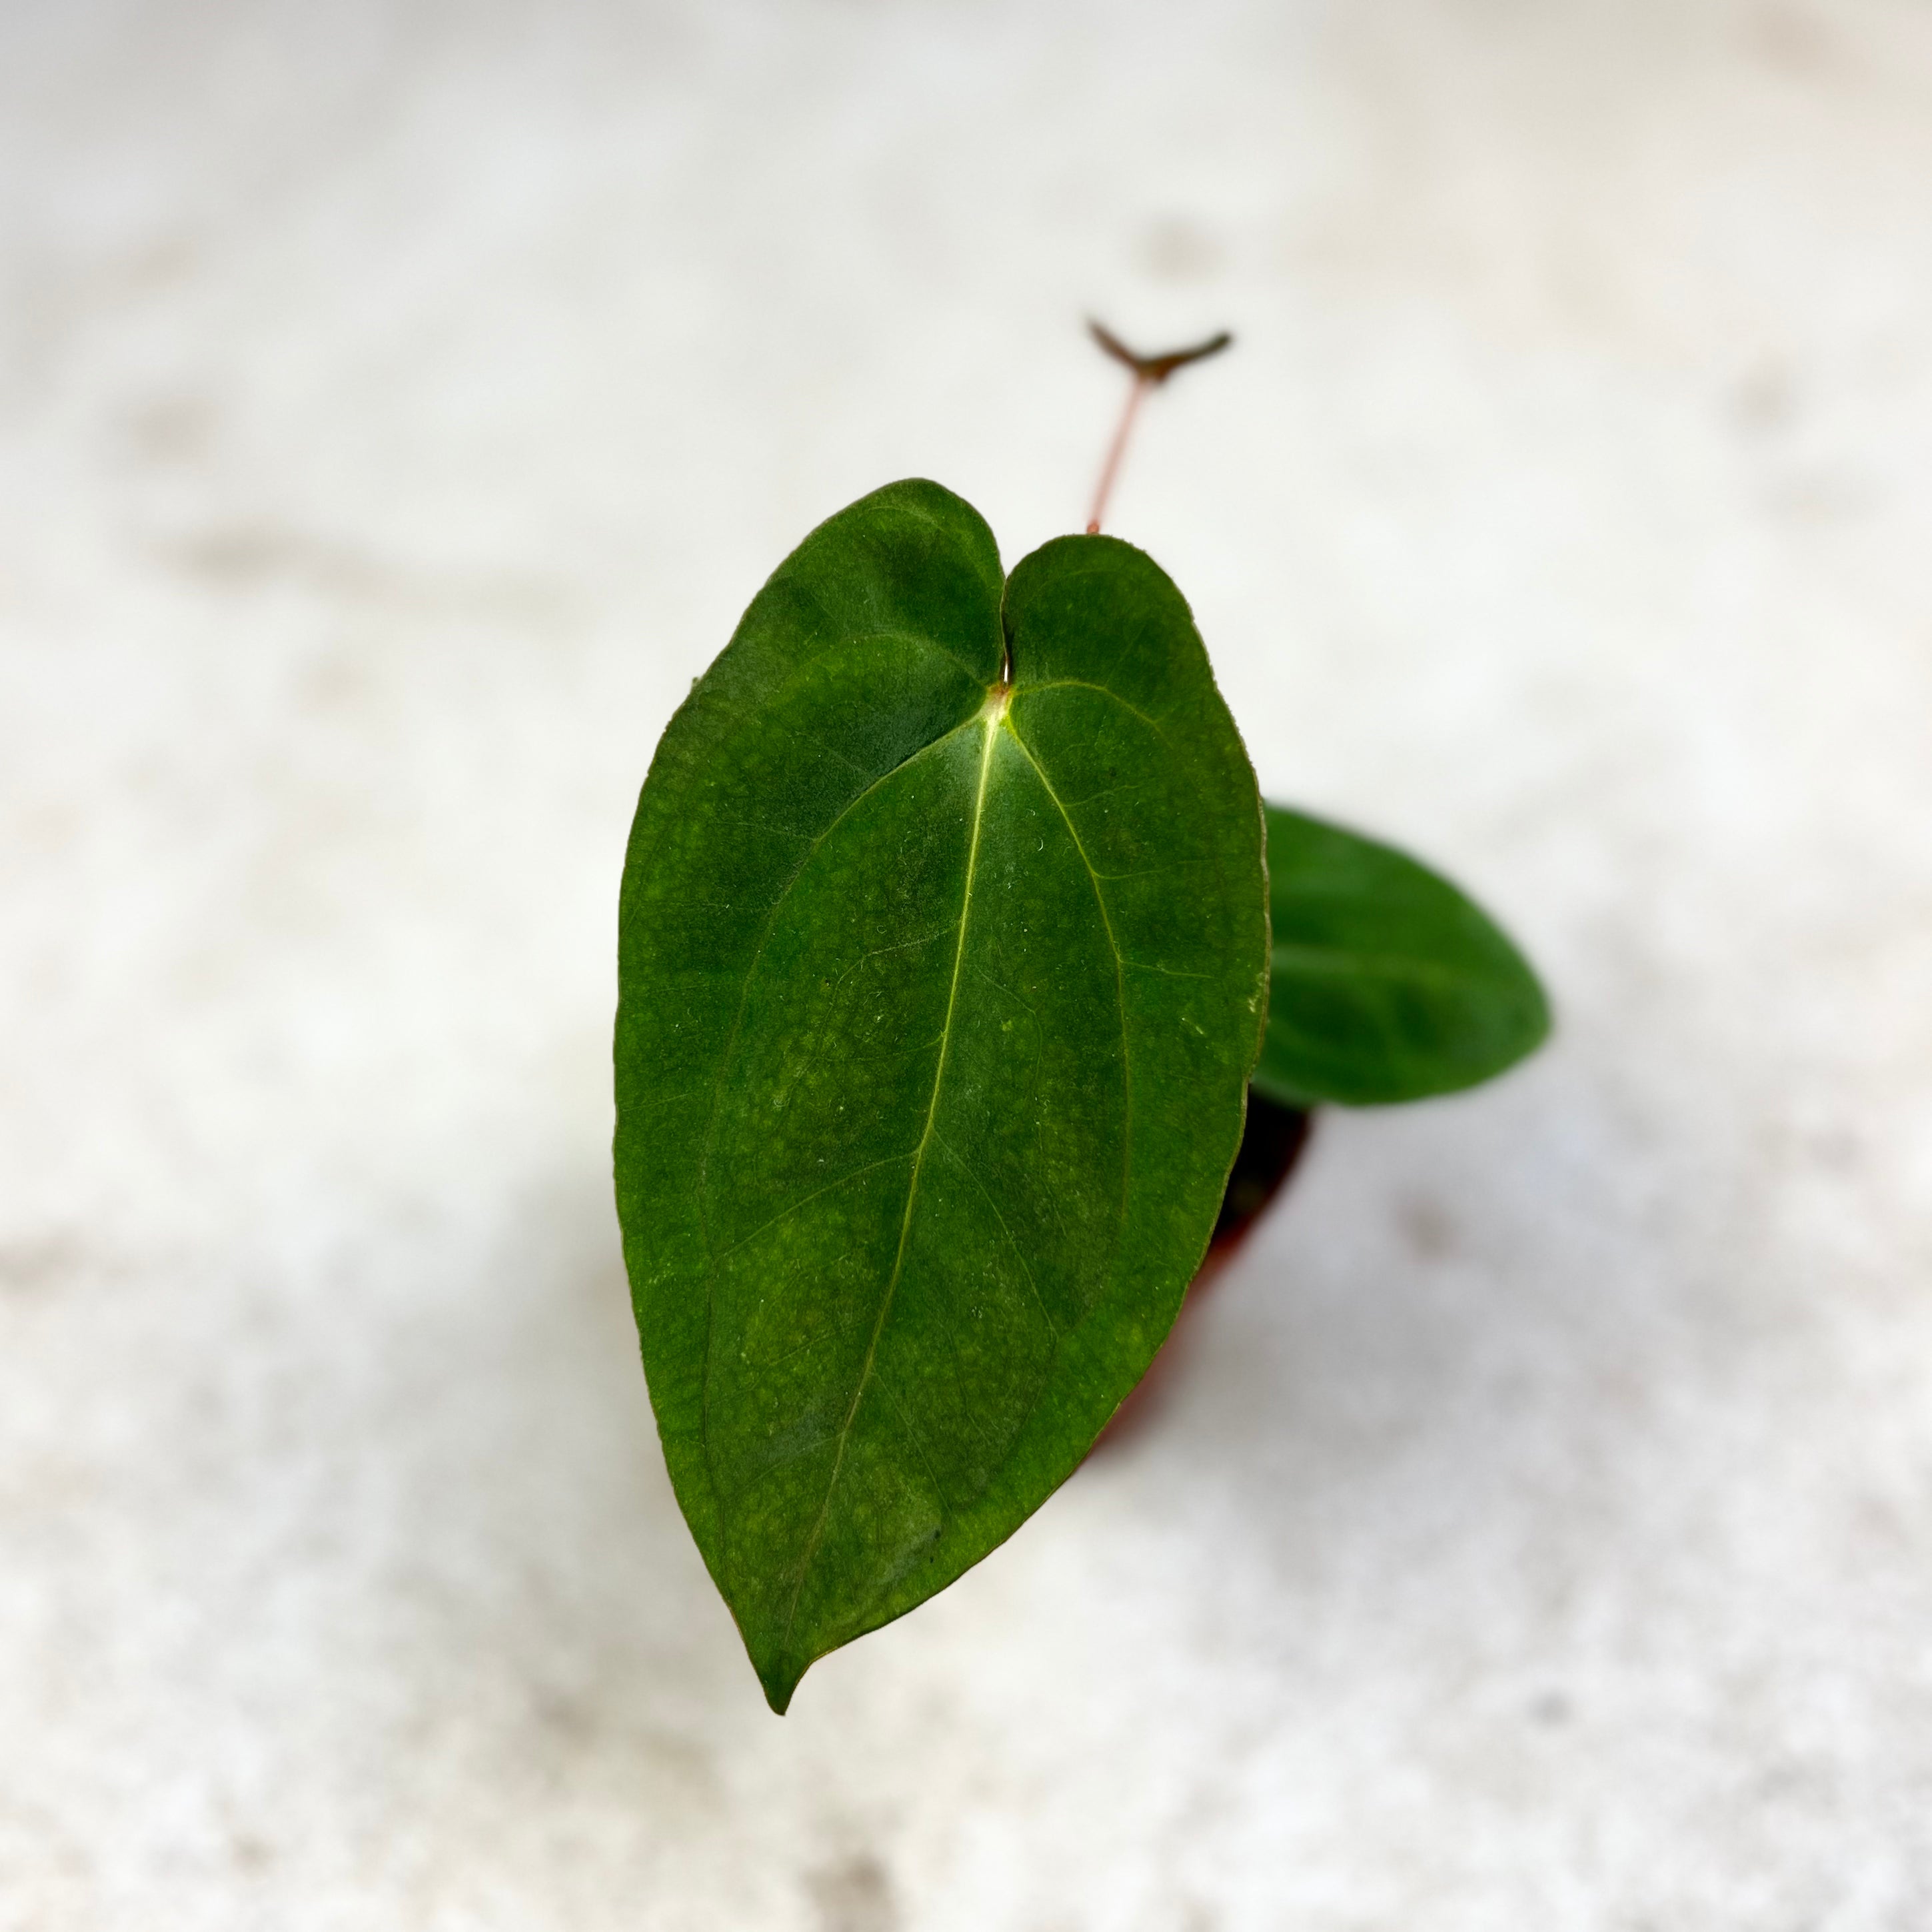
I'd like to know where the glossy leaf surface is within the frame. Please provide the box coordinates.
[1255,804,1549,1107]
[614,482,1267,1709]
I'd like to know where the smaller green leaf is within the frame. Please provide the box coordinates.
[1256,804,1549,1108]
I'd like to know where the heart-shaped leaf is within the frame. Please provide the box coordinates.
[615,481,1268,1709]
[1256,804,1549,1107]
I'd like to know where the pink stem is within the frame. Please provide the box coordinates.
[1086,376,1149,535]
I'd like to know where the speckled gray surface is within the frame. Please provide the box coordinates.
[5,2,1931,1927]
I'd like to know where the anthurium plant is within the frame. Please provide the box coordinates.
[613,333,1547,1711]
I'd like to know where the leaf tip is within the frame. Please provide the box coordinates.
[757,1653,808,1716]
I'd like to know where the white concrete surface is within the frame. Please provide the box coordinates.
[5,1,1931,1926]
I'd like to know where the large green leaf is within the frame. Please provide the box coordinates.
[1256,804,1549,1107]
[615,481,1268,1710]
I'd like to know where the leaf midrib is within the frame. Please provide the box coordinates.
[778,706,1004,1657]
[692,704,985,1575]
[1269,940,1510,992]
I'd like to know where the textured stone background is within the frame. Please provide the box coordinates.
[5,2,1931,1927]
